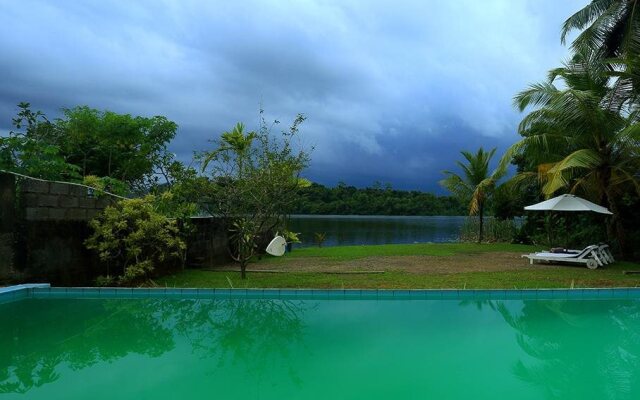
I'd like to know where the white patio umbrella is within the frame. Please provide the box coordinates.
[524,194,612,247]
[524,194,613,215]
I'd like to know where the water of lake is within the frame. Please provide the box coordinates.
[288,215,466,247]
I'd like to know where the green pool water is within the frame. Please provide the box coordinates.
[2,296,640,399]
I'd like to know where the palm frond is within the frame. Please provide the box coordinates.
[561,0,617,44]
[439,172,472,200]
[514,82,559,111]
[543,149,602,196]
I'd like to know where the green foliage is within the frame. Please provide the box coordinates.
[440,147,506,243]
[500,2,640,257]
[0,102,81,180]
[197,111,311,278]
[85,196,186,285]
[1,103,178,193]
[59,106,178,187]
[521,213,608,249]
[562,0,640,60]
[293,182,465,215]
[505,49,640,255]
[459,217,518,244]
[82,175,129,197]
[313,232,327,247]
[148,161,202,221]
[282,230,301,243]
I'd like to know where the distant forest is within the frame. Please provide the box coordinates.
[293,182,467,216]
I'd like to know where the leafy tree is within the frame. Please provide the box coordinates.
[504,54,640,253]
[440,147,505,243]
[57,106,178,189]
[149,160,202,220]
[562,0,640,60]
[561,1,640,120]
[198,113,310,278]
[0,102,80,180]
[1,103,178,192]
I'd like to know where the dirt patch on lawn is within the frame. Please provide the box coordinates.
[208,252,553,274]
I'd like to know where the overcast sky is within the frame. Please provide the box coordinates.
[0,0,588,191]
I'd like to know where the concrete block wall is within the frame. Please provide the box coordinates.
[0,173,121,284]
[186,217,231,267]
[0,173,16,279]
[0,172,233,285]
[20,179,118,221]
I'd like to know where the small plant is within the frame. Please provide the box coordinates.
[95,275,115,287]
[282,230,301,253]
[314,232,326,248]
[85,195,186,286]
[282,230,301,244]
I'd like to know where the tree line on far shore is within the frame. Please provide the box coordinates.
[293,182,467,216]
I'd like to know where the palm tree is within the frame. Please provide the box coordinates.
[440,147,504,243]
[503,54,640,253]
[562,0,640,109]
[562,0,640,59]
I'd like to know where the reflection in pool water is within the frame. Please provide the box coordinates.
[1,297,640,399]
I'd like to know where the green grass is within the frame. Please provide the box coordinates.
[261,242,538,262]
[157,243,640,289]
[159,263,640,290]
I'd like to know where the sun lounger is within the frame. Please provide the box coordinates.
[598,244,615,264]
[568,243,615,265]
[522,245,602,269]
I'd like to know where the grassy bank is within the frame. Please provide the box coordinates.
[157,243,640,289]
[259,242,537,261]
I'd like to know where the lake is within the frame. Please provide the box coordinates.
[288,215,466,247]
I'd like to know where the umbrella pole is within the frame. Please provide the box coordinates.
[546,211,551,245]
[565,215,569,249]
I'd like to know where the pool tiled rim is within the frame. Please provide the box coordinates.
[2,284,640,303]
[0,283,51,304]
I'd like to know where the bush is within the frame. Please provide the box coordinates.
[459,217,518,243]
[85,195,186,285]
[523,213,608,249]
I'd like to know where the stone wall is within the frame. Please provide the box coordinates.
[186,217,231,267]
[0,173,16,280]
[20,178,117,221]
[0,172,232,285]
[0,173,121,285]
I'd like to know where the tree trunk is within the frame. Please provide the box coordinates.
[240,260,247,279]
[599,165,627,258]
[478,202,484,244]
[605,190,627,258]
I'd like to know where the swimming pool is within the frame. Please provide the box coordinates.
[2,286,640,399]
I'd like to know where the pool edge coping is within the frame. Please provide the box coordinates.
[2,284,640,302]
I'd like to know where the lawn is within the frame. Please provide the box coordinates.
[157,243,640,289]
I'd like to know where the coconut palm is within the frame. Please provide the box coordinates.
[561,1,640,111]
[562,0,640,59]
[440,147,505,243]
[503,54,640,252]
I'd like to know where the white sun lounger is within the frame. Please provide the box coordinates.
[597,244,615,264]
[568,244,615,265]
[522,245,603,269]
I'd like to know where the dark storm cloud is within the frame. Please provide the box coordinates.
[0,0,587,190]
